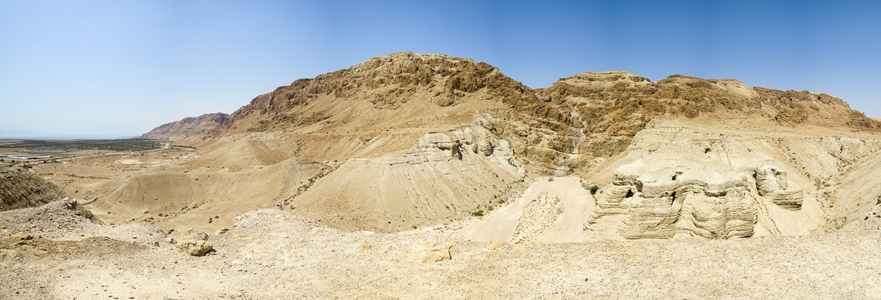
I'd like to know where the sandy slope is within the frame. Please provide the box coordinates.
[460,176,595,243]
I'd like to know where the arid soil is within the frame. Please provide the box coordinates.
[2,199,881,299]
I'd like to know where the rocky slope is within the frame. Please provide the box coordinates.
[77,53,881,235]
[207,52,580,172]
[142,112,229,141]
[0,165,68,211]
[535,71,881,172]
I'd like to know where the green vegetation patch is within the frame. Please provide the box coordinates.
[0,138,162,152]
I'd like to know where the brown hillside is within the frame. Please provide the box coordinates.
[207,52,581,174]
[535,71,881,162]
[0,165,69,211]
[143,112,229,141]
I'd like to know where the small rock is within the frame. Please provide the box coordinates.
[359,243,372,250]
[422,242,456,263]
[165,237,176,244]
[179,240,213,256]
[421,252,445,263]
[10,232,33,241]
[486,241,509,250]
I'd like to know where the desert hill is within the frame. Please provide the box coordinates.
[47,52,881,237]
[207,52,579,172]
[207,57,880,176]
[535,71,880,165]
[0,164,68,211]
[142,112,229,141]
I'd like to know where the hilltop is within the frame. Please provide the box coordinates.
[142,112,229,141]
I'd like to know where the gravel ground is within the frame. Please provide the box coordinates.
[2,201,881,299]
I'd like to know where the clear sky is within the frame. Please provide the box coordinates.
[2,0,880,138]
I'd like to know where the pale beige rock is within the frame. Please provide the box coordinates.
[179,240,213,256]
[486,241,508,250]
[585,122,837,239]
[10,232,33,241]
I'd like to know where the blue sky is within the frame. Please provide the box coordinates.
[1,1,880,138]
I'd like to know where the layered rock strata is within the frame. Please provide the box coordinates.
[598,162,803,239]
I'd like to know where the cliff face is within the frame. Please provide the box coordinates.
[535,72,880,165]
[142,112,229,141]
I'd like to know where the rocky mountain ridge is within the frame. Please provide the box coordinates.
[142,112,229,141]
[206,53,879,175]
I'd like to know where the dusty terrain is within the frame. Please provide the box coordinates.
[2,199,881,299]
[3,52,881,298]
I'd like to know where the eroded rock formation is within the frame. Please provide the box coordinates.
[598,162,802,239]
[587,124,838,239]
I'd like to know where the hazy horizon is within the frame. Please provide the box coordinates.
[3,0,881,137]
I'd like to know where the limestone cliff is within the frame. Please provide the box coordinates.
[587,122,881,239]
[535,72,881,172]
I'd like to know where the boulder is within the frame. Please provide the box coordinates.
[179,229,213,256]
[179,240,213,256]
